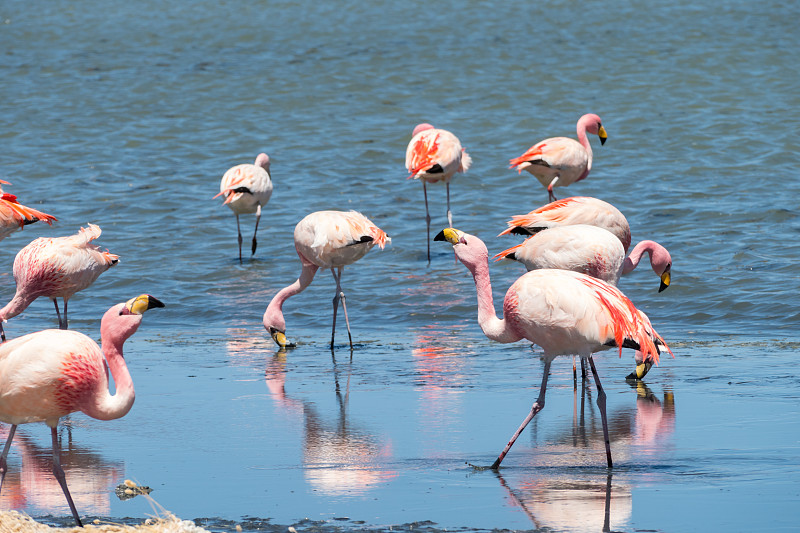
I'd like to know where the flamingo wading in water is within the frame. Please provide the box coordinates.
[509,114,608,202]
[434,228,670,469]
[0,223,119,340]
[405,124,471,262]
[263,210,390,349]
[214,153,274,262]
[0,181,57,242]
[0,294,165,527]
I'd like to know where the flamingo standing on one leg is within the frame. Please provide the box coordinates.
[494,225,672,292]
[0,224,119,340]
[214,153,274,263]
[509,114,608,202]
[434,228,670,469]
[0,294,164,527]
[405,124,471,262]
[499,197,631,251]
[0,181,57,242]
[263,210,390,349]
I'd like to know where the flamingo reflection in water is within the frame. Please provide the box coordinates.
[264,351,397,496]
[493,381,676,533]
[0,424,123,518]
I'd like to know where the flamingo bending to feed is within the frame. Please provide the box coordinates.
[509,114,608,202]
[434,228,670,469]
[214,153,274,262]
[263,210,390,349]
[0,181,57,242]
[0,294,165,527]
[405,124,471,262]
[494,225,672,293]
[499,196,632,251]
[0,224,119,340]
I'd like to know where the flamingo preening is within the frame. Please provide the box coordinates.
[263,210,390,349]
[509,114,607,202]
[0,294,165,526]
[434,228,670,469]
[0,182,57,242]
[214,153,274,262]
[405,124,471,262]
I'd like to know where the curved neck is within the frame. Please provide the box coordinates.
[466,252,522,344]
[0,292,36,321]
[83,332,134,421]
[622,240,656,274]
[576,122,593,177]
[264,259,319,330]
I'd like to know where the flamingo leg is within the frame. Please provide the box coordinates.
[63,299,69,330]
[251,204,262,257]
[0,424,17,493]
[53,299,64,329]
[446,181,453,228]
[423,181,431,263]
[236,214,243,263]
[547,176,560,202]
[491,358,551,470]
[0,322,5,343]
[588,356,613,468]
[50,426,82,527]
[329,268,353,349]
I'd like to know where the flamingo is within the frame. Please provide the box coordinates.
[214,153,274,262]
[434,228,670,469]
[263,210,390,349]
[405,124,471,262]
[509,114,608,202]
[0,294,165,527]
[494,225,672,293]
[499,196,632,252]
[0,182,57,242]
[0,224,119,340]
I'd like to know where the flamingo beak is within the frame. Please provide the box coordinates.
[659,269,671,293]
[124,295,166,315]
[270,327,295,349]
[627,360,653,380]
[434,227,466,245]
[598,125,608,145]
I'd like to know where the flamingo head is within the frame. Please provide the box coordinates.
[578,113,608,145]
[434,228,489,272]
[263,309,296,349]
[102,294,165,342]
[254,153,271,172]
[412,123,435,137]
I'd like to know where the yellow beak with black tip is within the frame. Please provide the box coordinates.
[270,327,295,349]
[125,294,166,315]
[626,360,654,381]
[433,227,466,245]
[659,269,671,293]
[598,125,608,146]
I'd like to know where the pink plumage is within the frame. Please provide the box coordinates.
[263,210,390,349]
[435,228,670,469]
[0,295,164,526]
[0,224,119,336]
[509,114,608,201]
[0,186,57,242]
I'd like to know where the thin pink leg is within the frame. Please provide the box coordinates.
[423,181,431,262]
[236,214,243,263]
[491,359,551,470]
[50,426,83,527]
[588,356,613,468]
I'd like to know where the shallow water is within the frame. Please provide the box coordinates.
[1,0,799,531]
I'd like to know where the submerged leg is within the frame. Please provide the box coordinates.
[0,424,17,493]
[423,181,431,263]
[252,205,262,256]
[491,359,552,470]
[50,426,83,527]
[588,356,613,468]
[329,268,353,349]
[236,214,243,263]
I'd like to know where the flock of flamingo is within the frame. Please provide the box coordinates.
[0,113,674,526]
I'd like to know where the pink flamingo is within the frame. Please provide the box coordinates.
[0,181,57,242]
[434,228,670,469]
[263,210,390,349]
[509,114,608,201]
[0,224,119,340]
[499,196,632,252]
[214,153,274,262]
[0,294,164,526]
[494,225,672,293]
[405,124,471,262]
